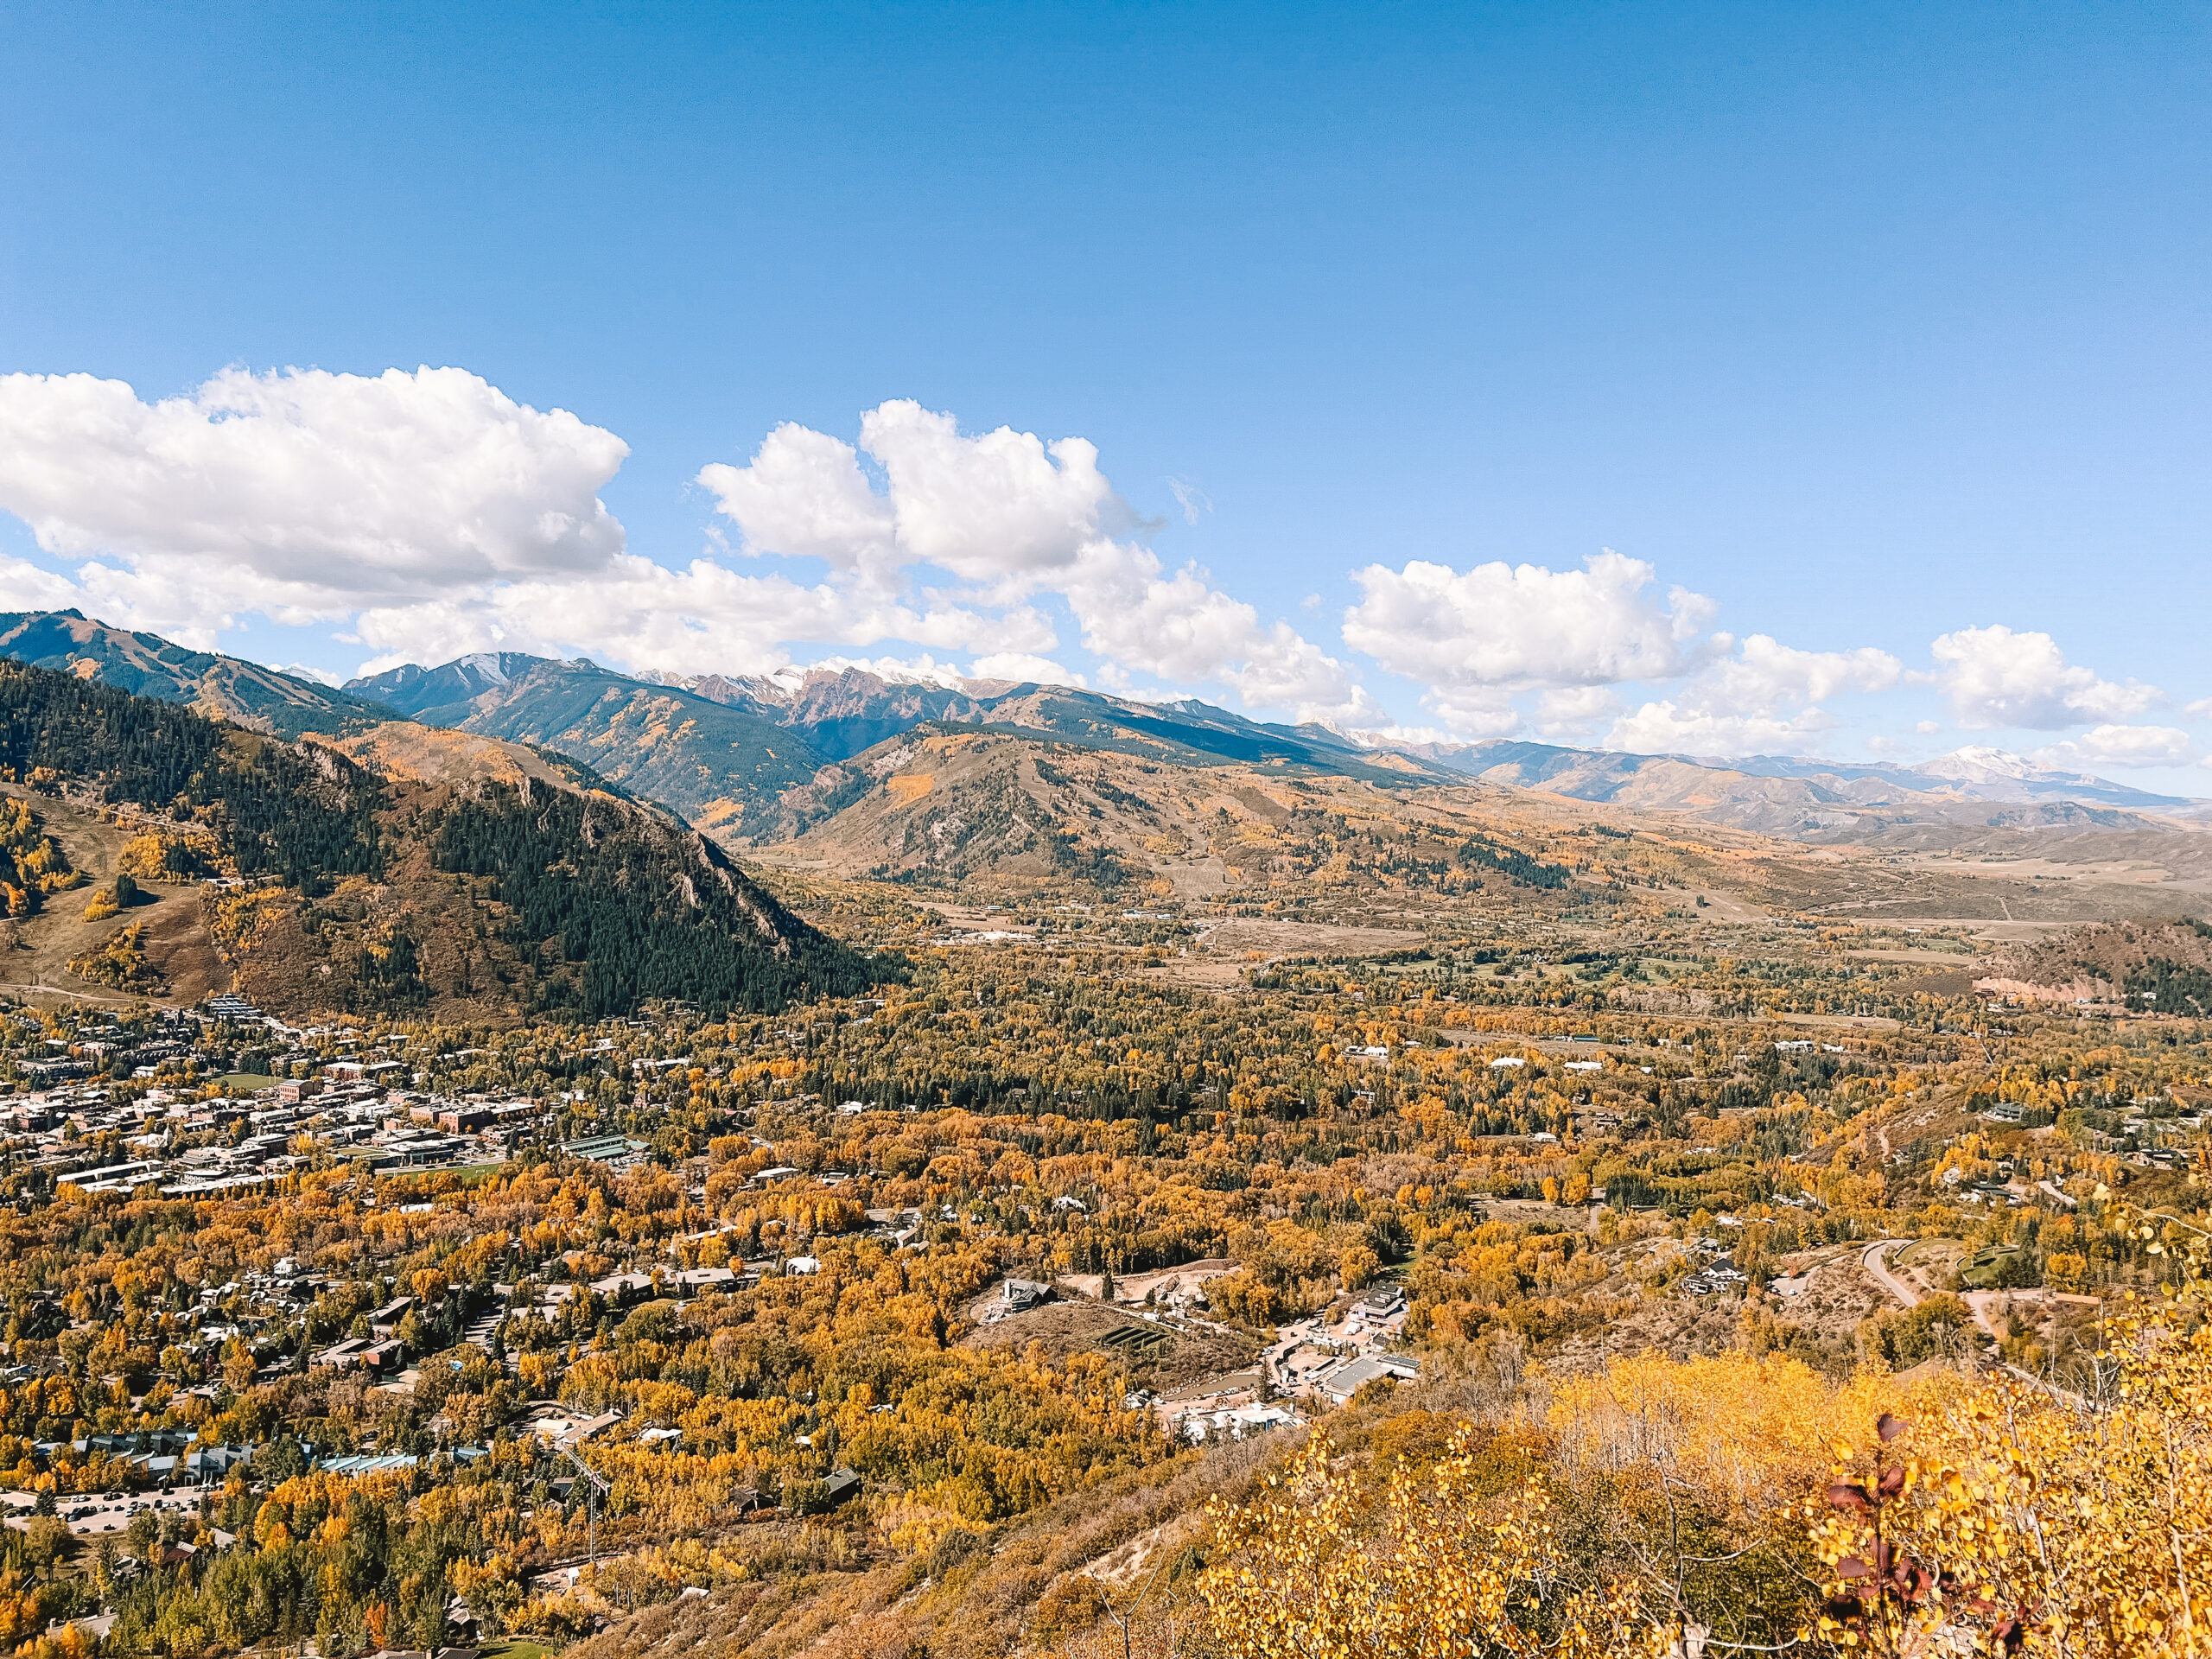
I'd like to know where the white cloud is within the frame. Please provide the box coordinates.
[0,367,628,638]
[2186,696,2212,720]
[699,400,1131,595]
[1417,695,1524,740]
[695,423,895,581]
[1693,634,1901,708]
[1928,625,2158,729]
[1914,720,1941,735]
[1605,700,1836,757]
[1167,478,1213,524]
[2029,724,2196,770]
[1593,632,1898,758]
[0,556,85,614]
[1534,686,1622,740]
[1345,550,1715,690]
[5,377,1328,705]
[1342,550,1716,734]
[968,652,1087,688]
[697,402,1370,722]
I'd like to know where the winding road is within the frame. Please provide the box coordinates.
[1859,1237,2090,1408]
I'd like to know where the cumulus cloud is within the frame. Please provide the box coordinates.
[0,555,84,613]
[694,423,895,580]
[1929,625,2158,729]
[700,401,1135,595]
[696,402,1369,722]
[1694,635,1901,708]
[2186,696,2212,720]
[0,366,628,636]
[1344,551,1714,696]
[967,652,1088,688]
[1606,701,1837,757]
[0,374,1352,714]
[2029,724,2196,770]
[1534,686,1622,740]
[1598,632,1900,758]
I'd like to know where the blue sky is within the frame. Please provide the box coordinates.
[0,3,2206,788]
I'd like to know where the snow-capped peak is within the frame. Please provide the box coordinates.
[1913,746,2089,786]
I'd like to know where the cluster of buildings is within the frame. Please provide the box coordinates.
[2,1000,565,1202]
[1263,1284,1422,1405]
[1679,1225,1751,1297]
[1140,1287,1424,1446]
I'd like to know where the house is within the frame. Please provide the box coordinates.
[821,1467,862,1506]
[1001,1277,1053,1312]
[1313,1352,1420,1407]
[313,1337,372,1370]
[1180,1402,1298,1443]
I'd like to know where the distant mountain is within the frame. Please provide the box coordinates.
[0,609,385,740]
[1362,733,2200,832]
[1904,745,2190,807]
[684,666,1458,783]
[341,651,545,724]
[683,666,1008,760]
[0,658,876,1019]
[347,654,826,841]
[17,608,2201,861]
[346,654,1461,844]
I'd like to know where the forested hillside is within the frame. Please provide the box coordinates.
[0,662,879,1018]
[434,778,878,1016]
[0,610,385,740]
[0,659,382,890]
[358,656,828,843]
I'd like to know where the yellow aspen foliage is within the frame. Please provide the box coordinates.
[1548,1350,1912,1516]
[1202,1428,1659,1659]
[1811,1276,2212,1658]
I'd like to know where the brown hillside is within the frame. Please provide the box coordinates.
[1978,914,2212,1002]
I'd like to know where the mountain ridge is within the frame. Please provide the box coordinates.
[0,609,388,739]
[0,657,879,1019]
[4,613,2203,864]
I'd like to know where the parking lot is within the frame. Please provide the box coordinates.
[0,1488,207,1535]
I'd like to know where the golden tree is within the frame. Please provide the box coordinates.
[1199,1428,1657,1659]
[1810,1282,2212,1657]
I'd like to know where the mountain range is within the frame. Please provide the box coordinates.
[0,645,877,1021]
[3,609,2203,856]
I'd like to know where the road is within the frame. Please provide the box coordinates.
[1859,1237,2090,1408]
[1859,1238,1920,1306]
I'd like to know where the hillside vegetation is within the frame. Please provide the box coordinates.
[0,663,880,1019]
[0,610,385,740]
[6,616,2212,1659]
